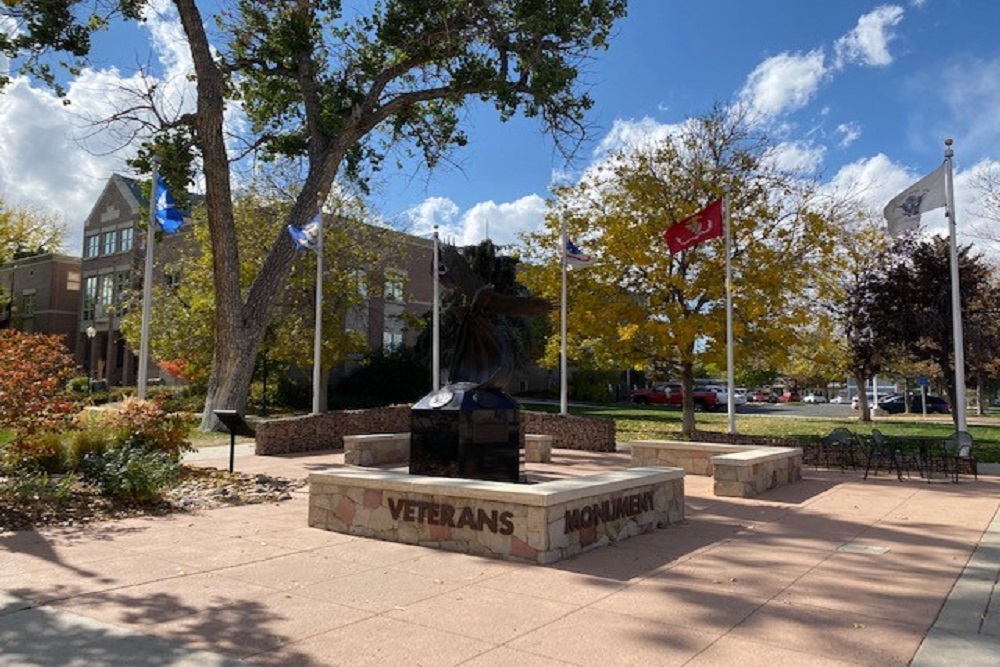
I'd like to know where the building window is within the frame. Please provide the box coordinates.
[21,291,36,317]
[85,234,99,258]
[67,271,81,291]
[115,270,131,308]
[165,270,181,291]
[382,330,404,350]
[119,227,134,252]
[384,270,405,303]
[83,275,98,320]
[101,230,117,255]
[98,274,114,316]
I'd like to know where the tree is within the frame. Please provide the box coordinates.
[0,196,67,265]
[2,1,628,429]
[819,220,895,421]
[119,187,397,408]
[873,236,1000,426]
[520,106,842,435]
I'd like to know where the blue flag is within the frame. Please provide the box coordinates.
[287,214,321,252]
[154,176,184,234]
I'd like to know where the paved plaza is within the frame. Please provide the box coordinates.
[1,447,998,666]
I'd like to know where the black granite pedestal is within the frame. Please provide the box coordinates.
[410,382,522,482]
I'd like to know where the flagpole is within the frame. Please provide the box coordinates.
[137,159,158,400]
[432,225,441,391]
[312,198,325,415]
[724,194,736,434]
[559,214,569,416]
[944,138,968,432]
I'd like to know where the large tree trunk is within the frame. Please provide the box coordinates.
[854,373,871,422]
[177,1,339,430]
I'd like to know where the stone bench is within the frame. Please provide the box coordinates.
[308,466,684,564]
[524,434,553,463]
[626,439,802,498]
[343,433,410,466]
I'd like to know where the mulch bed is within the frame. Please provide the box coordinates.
[0,466,305,533]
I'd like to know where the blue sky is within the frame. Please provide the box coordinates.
[2,0,999,254]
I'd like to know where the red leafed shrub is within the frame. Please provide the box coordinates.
[90,397,192,459]
[158,358,195,381]
[0,330,81,436]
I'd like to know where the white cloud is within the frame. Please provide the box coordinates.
[593,116,681,156]
[824,153,998,253]
[738,50,828,118]
[402,194,547,247]
[401,196,460,236]
[767,141,827,174]
[0,3,195,255]
[834,5,905,69]
[836,122,862,147]
[935,56,1000,162]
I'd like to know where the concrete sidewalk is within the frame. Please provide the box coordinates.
[2,448,998,666]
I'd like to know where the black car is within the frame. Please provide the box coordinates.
[877,394,950,414]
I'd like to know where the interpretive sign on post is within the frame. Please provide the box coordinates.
[214,410,255,472]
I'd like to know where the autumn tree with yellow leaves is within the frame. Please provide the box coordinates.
[520,107,846,435]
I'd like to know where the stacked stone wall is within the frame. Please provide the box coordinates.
[520,411,616,452]
[255,405,411,455]
[255,406,615,456]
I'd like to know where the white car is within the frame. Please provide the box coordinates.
[732,388,748,406]
[802,393,828,404]
[830,395,850,404]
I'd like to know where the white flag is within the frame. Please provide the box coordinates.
[883,163,947,238]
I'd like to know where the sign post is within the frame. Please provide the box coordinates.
[213,410,256,473]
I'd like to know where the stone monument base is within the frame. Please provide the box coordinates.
[308,466,685,564]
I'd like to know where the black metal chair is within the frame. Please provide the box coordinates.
[819,427,860,471]
[864,429,902,480]
[932,431,978,482]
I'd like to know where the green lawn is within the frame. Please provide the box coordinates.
[523,402,1000,464]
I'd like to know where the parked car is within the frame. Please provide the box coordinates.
[629,383,725,410]
[851,393,891,410]
[830,394,850,404]
[748,391,778,403]
[914,395,951,414]
[802,393,828,404]
[778,391,801,402]
[732,388,748,406]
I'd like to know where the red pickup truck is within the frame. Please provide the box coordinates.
[629,383,726,411]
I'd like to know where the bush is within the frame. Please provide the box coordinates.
[80,445,180,502]
[1,468,76,503]
[1,432,68,475]
[0,330,81,436]
[67,376,91,393]
[87,397,191,458]
[65,428,112,469]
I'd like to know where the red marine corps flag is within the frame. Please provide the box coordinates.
[663,198,724,254]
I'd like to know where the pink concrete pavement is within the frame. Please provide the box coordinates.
[2,448,998,666]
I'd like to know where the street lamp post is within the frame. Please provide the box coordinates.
[86,325,97,393]
[105,306,115,386]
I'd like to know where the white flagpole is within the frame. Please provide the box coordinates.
[944,138,968,432]
[559,214,569,415]
[137,159,158,400]
[724,195,736,434]
[432,225,441,390]
[312,199,325,415]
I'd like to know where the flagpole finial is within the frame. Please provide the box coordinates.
[945,137,953,146]
[944,137,954,159]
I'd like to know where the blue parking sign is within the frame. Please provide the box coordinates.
[918,376,929,387]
